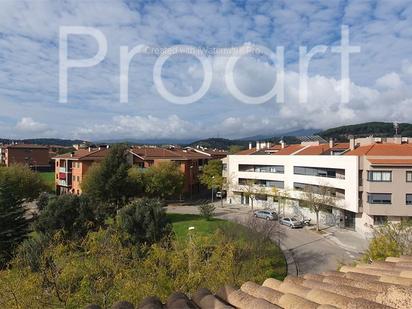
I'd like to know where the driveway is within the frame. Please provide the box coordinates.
[167,204,365,275]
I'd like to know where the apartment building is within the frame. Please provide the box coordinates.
[224,137,412,236]
[54,147,109,195]
[129,147,211,195]
[0,143,50,170]
[54,146,215,196]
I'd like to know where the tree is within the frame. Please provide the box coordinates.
[0,165,44,267]
[301,183,335,231]
[199,160,224,204]
[36,192,52,212]
[116,198,172,245]
[34,194,99,240]
[270,187,290,218]
[81,144,134,212]
[228,145,244,154]
[363,221,412,262]
[199,203,215,220]
[143,162,184,200]
[239,179,265,211]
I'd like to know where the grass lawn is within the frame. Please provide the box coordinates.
[167,213,287,281]
[38,172,55,192]
[167,213,236,239]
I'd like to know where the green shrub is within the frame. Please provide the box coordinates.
[199,203,215,220]
[363,222,412,262]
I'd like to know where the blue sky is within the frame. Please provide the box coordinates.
[1,0,412,140]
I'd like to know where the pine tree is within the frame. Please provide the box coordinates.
[0,180,29,267]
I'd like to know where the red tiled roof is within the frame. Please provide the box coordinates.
[297,144,331,155]
[331,143,350,150]
[273,145,305,155]
[53,148,109,160]
[5,143,48,149]
[345,144,412,156]
[368,159,412,166]
[131,147,210,160]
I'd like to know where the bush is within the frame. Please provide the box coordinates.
[363,222,412,262]
[14,233,49,271]
[34,194,100,239]
[36,192,52,212]
[116,198,173,245]
[199,203,215,220]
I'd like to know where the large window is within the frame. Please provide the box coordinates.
[367,171,392,182]
[294,166,344,179]
[239,164,284,173]
[238,178,284,189]
[374,216,388,225]
[293,182,344,198]
[367,193,391,204]
[407,171,412,182]
[406,194,412,205]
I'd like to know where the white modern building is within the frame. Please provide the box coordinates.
[223,137,412,236]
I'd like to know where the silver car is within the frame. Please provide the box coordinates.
[254,210,278,221]
[280,217,304,228]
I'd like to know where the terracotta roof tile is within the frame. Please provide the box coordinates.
[127,255,412,309]
[272,145,305,155]
[296,144,331,155]
[5,143,48,149]
[345,144,412,156]
[368,159,412,166]
[53,148,109,160]
[131,147,210,160]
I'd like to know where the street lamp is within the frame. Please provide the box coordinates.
[211,176,215,203]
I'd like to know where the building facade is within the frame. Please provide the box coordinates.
[1,144,50,170]
[224,137,412,236]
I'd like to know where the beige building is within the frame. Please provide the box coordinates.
[224,137,412,236]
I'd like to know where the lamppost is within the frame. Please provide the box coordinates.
[189,165,193,200]
[211,176,215,203]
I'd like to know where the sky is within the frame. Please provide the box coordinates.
[1,0,412,141]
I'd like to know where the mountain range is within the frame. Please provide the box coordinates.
[0,122,407,149]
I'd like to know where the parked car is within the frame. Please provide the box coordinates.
[254,210,278,221]
[215,191,226,198]
[279,217,304,228]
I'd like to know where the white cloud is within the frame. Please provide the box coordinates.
[15,117,49,133]
[1,0,412,140]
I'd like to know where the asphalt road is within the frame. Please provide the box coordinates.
[167,205,362,275]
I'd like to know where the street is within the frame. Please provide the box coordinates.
[167,204,366,275]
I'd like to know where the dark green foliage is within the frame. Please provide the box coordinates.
[199,203,215,220]
[34,195,99,239]
[116,198,172,245]
[82,144,135,211]
[15,232,49,271]
[318,122,412,141]
[0,165,44,267]
[199,160,223,190]
[36,192,52,212]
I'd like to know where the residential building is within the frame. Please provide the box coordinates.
[188,146,228,160]
[54,147,109,195]
[224,137,412,236]
[1,143,50,170]
[129,146,211,196]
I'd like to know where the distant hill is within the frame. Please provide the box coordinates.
[318,122,412,141]
[187,138,249,149]
[0,138,86,147]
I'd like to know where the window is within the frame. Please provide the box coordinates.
[367,171,392,182]
[238,178,284,189]
[406,194,412,205]
[239,164,284,173]
[367,193,391,204]
[374,216,388,225]
[56,161,59,167]
[77,176,80,182]
[222,164,227,171]
[407,171,412,182]
[255,194,267,201]
[294,166,344,179]
[56,173,58,180]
